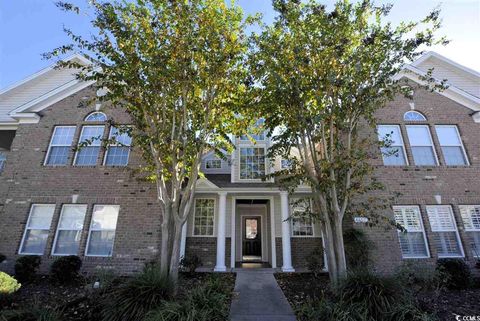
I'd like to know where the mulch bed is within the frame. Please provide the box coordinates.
[275,272,480,321]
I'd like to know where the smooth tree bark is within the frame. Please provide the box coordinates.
[250,0,446,285]
[49,0,254,284]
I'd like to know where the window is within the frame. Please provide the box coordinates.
[74,125,105,166]
[281,159,291,169]
[377,125,407,166]
[19,204,55,255]
[85,112,107,122]
[426,205,464,258]
[193,199,215,236]
[52,205,87,255]
[45,126,76,166]
[239,147,266,179]
[406,125,438,166]
[206,159,222,169]
[86,205,120,256]
[240,119,265,141]
[291,199,314,236]
[404,111,427,121]
[393,206,429,258]
[435,125,469,166]
[0,152,5,173]
[459,205,480,257]
[104,126,132,166]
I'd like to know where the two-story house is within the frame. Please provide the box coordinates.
[0,51,479,275]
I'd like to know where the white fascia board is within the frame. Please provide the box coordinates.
[195,178,220,189]
[0,124,19,130]
[412,51,480,79]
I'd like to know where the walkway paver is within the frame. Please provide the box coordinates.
[229,271,297,321]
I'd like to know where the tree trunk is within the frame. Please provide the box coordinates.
[159,215,171,275]
[169,220,184,286]
[333,217,347,278]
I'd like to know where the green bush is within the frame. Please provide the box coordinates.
[50,255,82,284]
[0,306,62,321]
[145,276,231,321]
[14,256,41,283]
[395,261,442,292]
[101,264,174,321]
[0,254,6,264]
[436,258,471,290]
[343,228,372,269]
[179,254,202,275]
[0,272,21,294]
[306,247,325,278]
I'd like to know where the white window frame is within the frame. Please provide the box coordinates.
[393,205,430,259]
[426,205,465,258]
[377,125,409,166]
[404,111,427,122]
[205,159,222,169]
[290,198,315,237]
[192,198,216,237]
[85,112,107,122]
[459,205,480,258]
[51,204,88,256]
[73,125,105,166]
[103,126,132,166]
[238,146,267,181]
[19,204,56,255]
[406,125,439,166]
[44,126,76,166]
[435,125,469,166]
[85,205,120,257]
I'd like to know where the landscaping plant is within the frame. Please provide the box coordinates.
[343,229,372,269]
[306,247,325,279]
[50,255,82,284]
[436,258,471,290]
[14,256,41,283]
[0,272,21,294]
[179,254,202,276]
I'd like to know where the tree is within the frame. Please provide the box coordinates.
[249,0,446,284]
[48,0,253,283]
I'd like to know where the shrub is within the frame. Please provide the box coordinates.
[0,306,62,321]
[343,228,372,269]
[50,255,82,284]
[14,256,41,283]
[306,247,325,279]
[0,254,6,264]
[179,254,202,275]
[0,272,21,294]
[101,264,174,321]
[395,261,443,292]
[93,267,117,291]
[436,258,471,290]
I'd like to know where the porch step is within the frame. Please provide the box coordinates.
[232,268,278,273]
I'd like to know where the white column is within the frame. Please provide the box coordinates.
[280,191,295,272]
[179,221,187,262]
[214,192,227,272]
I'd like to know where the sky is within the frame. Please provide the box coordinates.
[0,0,479,90]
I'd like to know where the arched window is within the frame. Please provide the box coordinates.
[85,112,107,122]
[404,111,426,122]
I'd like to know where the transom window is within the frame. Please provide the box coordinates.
[86,205,120,257]
[291,199,314,237]
[406,125,438,166]
[19,204,55,255]
[206,159,222,169]
[426,205,464,258]
[52,204,87,255]
[45,126,76,166]
[404,111,427,121]
[193,199,215,236]
[239,147,266,180]
[74,125,105,166]
[85,112,107,122]
[104,126,132,166]
[435,125,469,166]
[240,119,265,141]
[393,206,429,258]
[377,125,407,166]
[459,205,480,258]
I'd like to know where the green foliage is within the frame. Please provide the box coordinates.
[394,261,443,292]
[50,255,82,284]
[0,254,5,263]
[0,272,21,294]
[101,264,174,321]
[14,256,41,283]
[436,258,471,290]
[179,255,202,275]
[0,306,62,321]
[144,276,231,321]
[343,229,372,269]
[306,247,325,279]
[93,267,118,292]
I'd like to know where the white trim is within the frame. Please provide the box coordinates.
[377,124,409,166]
[44,125,77,166]
[103,125,132,167]
[192,198,216,237]
[290,198,315,237]
[405,125,439,166]
[51,204,88,256]
[237,145,270,182]
[18,204,56,255]
[393,205,430,259]
[434,125,470,166]
[85,204,120,257]
[73,125,105,166]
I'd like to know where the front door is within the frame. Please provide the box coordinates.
[243,217,261,260]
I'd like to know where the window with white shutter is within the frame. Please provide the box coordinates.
[459,205,480,258]
[393,206,429,258]
[426,205,464,258]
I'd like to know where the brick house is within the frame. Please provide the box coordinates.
[0,51,479,275]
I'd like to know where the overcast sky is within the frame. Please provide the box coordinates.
[1,0,479,90]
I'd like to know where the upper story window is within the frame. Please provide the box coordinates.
[74,125,105,166]
[406,125,438,166]
[377,125,407,166]
[435,125,469,166]
[239,147,266,180]
[404,111,427,122]
[85,112,107,122]
[45,126,76,166]
[393,206,429,258]
[206,159,222,169]
[19,204,55,255]
[104,126,132,166]
[0,152,6,173]
[240,119,266,142]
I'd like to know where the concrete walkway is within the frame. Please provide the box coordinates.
[229,271,297,321]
